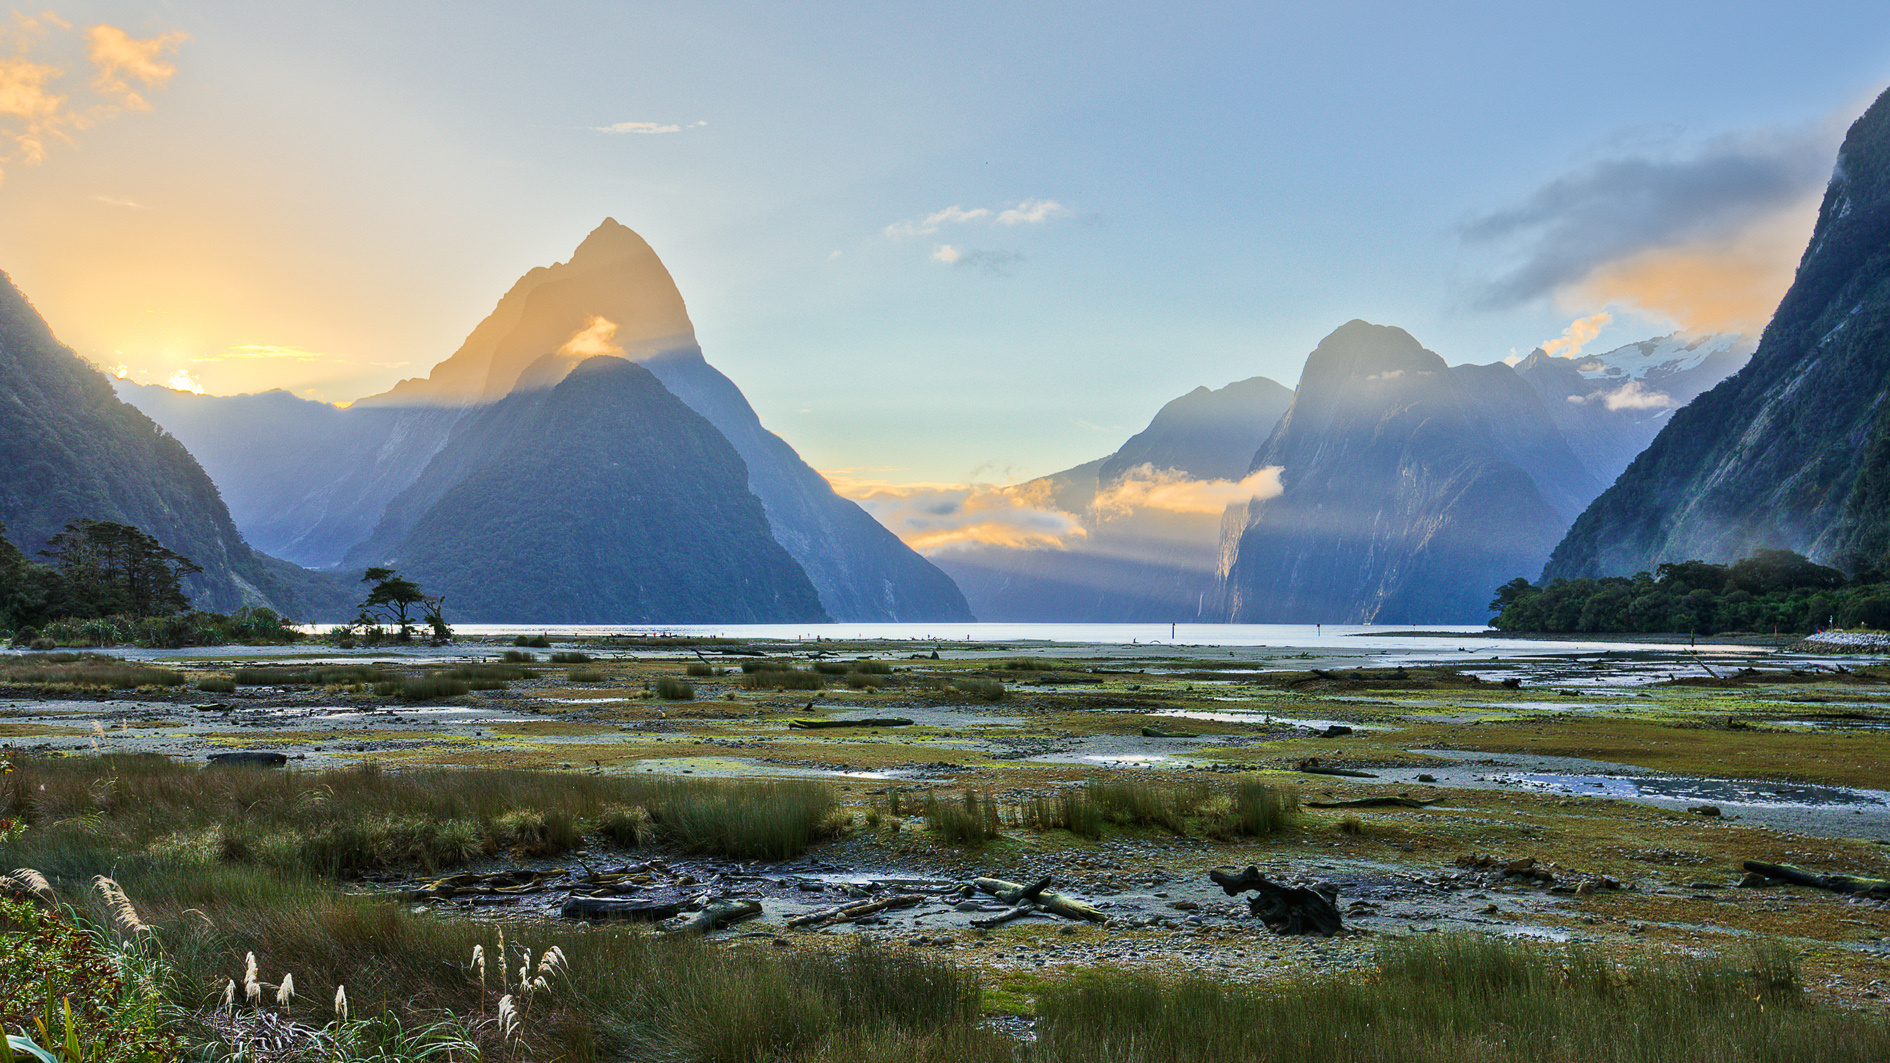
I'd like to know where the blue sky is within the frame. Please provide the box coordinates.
[4,1,1889,486]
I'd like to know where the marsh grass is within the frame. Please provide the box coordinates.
[893,789,1002,846]
[653,676,695,700]
[685,663,726,678]
[949,677,1006,701]
[0,654,186,690]
[566,668,607,684]
[196,676,237,694]
[549,652,591,664]
[1034,934,1882,1063]
[739,668,825,691]
[234,665,392,688]
[0,756,844,877]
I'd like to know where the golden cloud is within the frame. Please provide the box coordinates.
[557,315,625,359]
[826,473,1087,553]
[1090,464,1285,520]
[0,19,185,181]
[85,24,185,110]
[1565,192,1820,335]
[1541,310,1612,358]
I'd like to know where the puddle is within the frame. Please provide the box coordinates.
[1518,772,1889,810]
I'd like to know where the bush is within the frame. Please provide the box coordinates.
[512,635,552,648]
[654,677,695,700]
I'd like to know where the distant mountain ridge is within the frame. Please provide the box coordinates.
[1219,321,1569,624]
[117,220,971,623]
[366,355,829,623]
[0,270,349,618]
[1545,85,1890,580]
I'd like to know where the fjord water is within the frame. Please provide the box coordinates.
[443,621,1751,657]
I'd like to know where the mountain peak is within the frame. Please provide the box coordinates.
[1301,320,1443,386]
[363,219,698,406]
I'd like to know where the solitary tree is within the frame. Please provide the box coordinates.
[359,567,449,643]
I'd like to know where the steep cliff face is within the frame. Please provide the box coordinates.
[0,271,348,618]
[1545,88,1890,580]
[364,356,828,624]
[1219,321,1565,624]
[932,376,1293,622]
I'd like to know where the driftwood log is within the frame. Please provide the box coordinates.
[1742,861,1890,899]
[1294,760,1377,779]
[788,717,915,730]
[677,899,763,935]
[1209,866,1344,936]
[406,870,562,900]
[1141,726,1200,738]
[786,893,924,928]
[972,876,1108,923]
[1304,797,1440,809]
[559,896,688,920]
[207,751,288,767]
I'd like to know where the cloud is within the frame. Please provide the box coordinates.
[1090,465,1285,520]
[91,193,146,208]
[0,19,185,182]
[596,119,706,134]
[166,369,203,394]
[557,315,624,359]
[931,244,960,264]
[1541,311,1613,358]
[193,344,331,363]
[885,206,990,238]
[1464,119,1843,334]
[932,245,1025,276]
[85,24,185,110]
[997,198,1069,225]
[1569,380,1675,411]
[825,473,1086,553]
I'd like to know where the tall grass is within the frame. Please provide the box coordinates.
[739,668,825,691]
[654,676,695,700]
[0,654,185,689]
[234,664,392,688]
[0,756,843,876]
[1033,933,1885,1062]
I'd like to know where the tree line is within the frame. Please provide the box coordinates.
[1487,549,1890,634]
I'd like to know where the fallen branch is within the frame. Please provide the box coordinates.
[677,898,763,935]
[560,896,687,921]
[788,717,915,730]
[1141,726,1200,738]
[1742,861,1890,899]
[972,877,1107,923]
[785,893,925,928]
[970,904,1044,928]
[1305,797,1440,809]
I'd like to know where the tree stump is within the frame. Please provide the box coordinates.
[1209,865,1344,936]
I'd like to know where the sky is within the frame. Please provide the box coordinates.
[4,1,1890,495]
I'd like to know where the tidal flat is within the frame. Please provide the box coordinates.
[3,633,1889,1059]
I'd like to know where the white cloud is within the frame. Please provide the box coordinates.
[1569,380,1676,411]
[885,206,991,238]
[1091,465,1285,520]
[91,194,146,208]
[166,369,203,394]
[932,244,961,264]
[996,198,1069,225]
[0,20,185,183]
[596,119,705,135]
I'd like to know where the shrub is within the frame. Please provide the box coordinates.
[654,677,695,700]
[512,635,552,648]
[550,652,591,663]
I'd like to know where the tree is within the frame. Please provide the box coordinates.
[39,519,201,617]
[359,567,449,643]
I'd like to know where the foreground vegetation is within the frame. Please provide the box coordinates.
[1,754,1886,1060]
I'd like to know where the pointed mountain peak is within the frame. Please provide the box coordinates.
[362,219,699,407]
